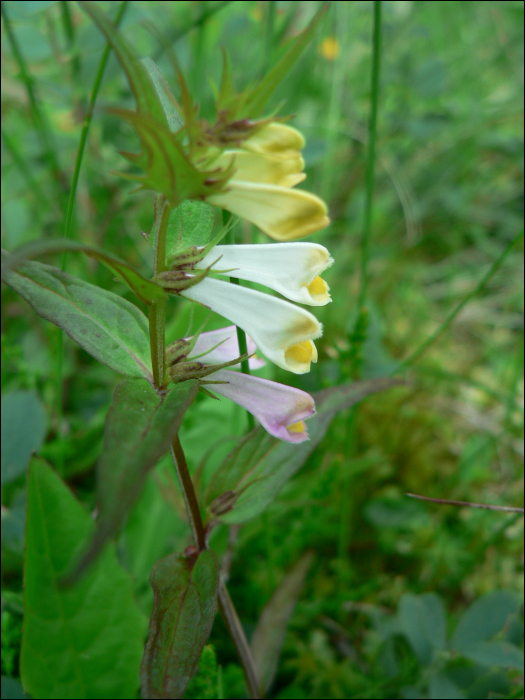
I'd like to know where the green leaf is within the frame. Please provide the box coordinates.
[20,457,146,700]
[243,4,329,117]
[459,641,524,671]
[69,379,198,581]
[1,390,47,485]
[78,1,167,125]
[166,200,215,260]
[398,594,434,665]
[142,58,183,134]
[204,378,403,524]
[251,552,314,693]
[4,239,168,305]
[140,550,220,699]
[451,590,520,651]
[111,109,231,206]
[428,674,465,699]
[2,257,152,380]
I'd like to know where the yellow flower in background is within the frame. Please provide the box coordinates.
[207,123,330,241]
[319,36,340,61]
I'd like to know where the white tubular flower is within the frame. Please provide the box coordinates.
[206,122,330,241]
[207,369,315,443]
[181,277,321,374]
[197,242,333,306]
[187,325,265,369]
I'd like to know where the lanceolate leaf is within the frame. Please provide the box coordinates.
[4,239,168,305]
[142,58,183,134]
[243,4,329,117]
[21,457,146,700]
[205,378,403,524]
[140,550,220,699]
[69,379,198,581]
[78,1,167,125]
[2,257,152,380]
[251,552,314,693]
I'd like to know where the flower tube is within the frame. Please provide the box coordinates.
[181,277,321,374]
[207,181,329,241]
[206,368,315,443]
[196,242,333,306]
[187,325,265,369]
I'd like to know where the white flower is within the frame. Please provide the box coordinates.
[181,277,321,374]
[197,242,333,306]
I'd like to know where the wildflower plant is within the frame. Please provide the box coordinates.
[1,4,401,699]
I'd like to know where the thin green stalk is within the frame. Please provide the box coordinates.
[1,2,64,191]
[149,199,171,388]
[60,0,80,79]
[400,229,524,368]
[171,435,262,699]
[263,1,277,75]
[55,1,128,436]
[223,211,255,431]
[152,1,232,60]
[358,0,382,309]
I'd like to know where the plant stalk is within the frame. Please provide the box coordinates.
[170,435,262,698]
[358,0,382,310]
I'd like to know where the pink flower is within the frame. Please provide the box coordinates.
[206,369,315,443]
[187,325,265,369]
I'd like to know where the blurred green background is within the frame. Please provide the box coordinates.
[2,1,523,698]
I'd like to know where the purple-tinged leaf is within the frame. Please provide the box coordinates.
[68,379,198,582]
[140,550,220,699]
[4,239,167,305]
[2,256,152,380]
[251,552,314,692]
[205,377,404,524]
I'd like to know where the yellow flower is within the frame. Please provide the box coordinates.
[207,123,330,241]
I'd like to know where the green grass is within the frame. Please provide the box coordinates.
[1,2,523,698]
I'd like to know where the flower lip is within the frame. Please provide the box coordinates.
[181,277,322,374]
[206,368,315,443]
[196,242,333,306]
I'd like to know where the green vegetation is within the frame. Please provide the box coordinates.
[1,2,523,698]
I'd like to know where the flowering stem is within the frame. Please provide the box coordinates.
[170,434,262,698]
[149,197,171,388]
[358,0,382,310]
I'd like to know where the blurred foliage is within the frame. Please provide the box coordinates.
[1,1,523,698]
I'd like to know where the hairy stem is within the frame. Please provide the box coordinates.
[170,435,262,698]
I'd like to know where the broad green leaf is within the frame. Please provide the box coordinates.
[142,58,183,134]
[243,4,329,117]
[251,552,313,693]
[69,379,198,581]
[428,674,465,699]
[4,239,167,305]
[140,550,220,699]
[2,257,152,381]
[418,593,447,652]
[204,378,402,524]
[459,641,524,671]
[166,200,215,260]
[1,390,47,485]
[451,590,520,651]
[78,1,167,125]
[20,458,146,700]
[398,594,434,665]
